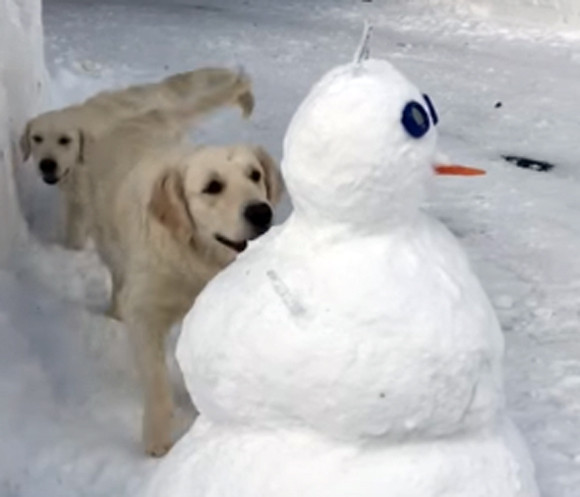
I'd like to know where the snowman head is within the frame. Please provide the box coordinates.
[282,59,440,229]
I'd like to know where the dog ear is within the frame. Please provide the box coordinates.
[19,122,31,161]
[77,129,85,163]
[149,168,196,246]
[253,146,284,205]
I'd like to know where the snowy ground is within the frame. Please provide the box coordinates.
[2,0,580,496]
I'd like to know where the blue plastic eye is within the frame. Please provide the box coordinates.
[401,101,430,139]
[423,93,439,125]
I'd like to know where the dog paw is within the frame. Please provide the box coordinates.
[104,302,122,321]
[145,439,173,458]
[143,407,174,458]
[105,309,122,322]
[63,238,86,251]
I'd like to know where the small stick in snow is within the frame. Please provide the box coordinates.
[266,270,307,317]
[353,21,373,65]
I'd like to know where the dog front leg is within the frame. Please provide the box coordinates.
[106,270,124,320]
[64,199,89,250]
[127,314,174,457]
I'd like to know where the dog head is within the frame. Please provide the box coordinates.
[20,109,85,185]
[149,144,283,264]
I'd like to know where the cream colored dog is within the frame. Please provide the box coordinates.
[20,67,253,249]
[84,71,283,457]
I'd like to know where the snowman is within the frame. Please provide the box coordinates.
[147,33,540,497]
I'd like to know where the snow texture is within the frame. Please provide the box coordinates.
[428,0,580,26]
[0,0,45,264]
[1,1,580,496]
[146,57,540,497]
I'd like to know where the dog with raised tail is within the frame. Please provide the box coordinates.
[20,67,254,249]
[83,68,283,457]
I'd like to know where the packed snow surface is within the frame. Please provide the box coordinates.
[431,0,580,27]
[2,1,580,496]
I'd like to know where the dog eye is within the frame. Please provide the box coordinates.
[249,169,261,182]
[59,136,71,146]
[203,180,224,195]
[32,135,43,144]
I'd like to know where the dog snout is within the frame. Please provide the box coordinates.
[39,158,59,185]
[39,158,58,175]
[244,202,273,234]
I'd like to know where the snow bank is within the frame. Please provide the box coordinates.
[0,0,46,264]
[426,0,580,26]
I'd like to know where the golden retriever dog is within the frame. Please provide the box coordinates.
[83,71,283,457]
[20,67,253,249]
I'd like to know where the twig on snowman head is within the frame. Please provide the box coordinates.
[353,21,373,65]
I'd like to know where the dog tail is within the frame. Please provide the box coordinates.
[165,66,254,124]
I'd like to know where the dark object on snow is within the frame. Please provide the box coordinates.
[494,101,502,108]
[502,155,555,172]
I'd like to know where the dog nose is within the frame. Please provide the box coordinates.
[244,202,273,233]
[39,159,58,175]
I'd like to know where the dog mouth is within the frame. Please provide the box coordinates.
[214,234,248,253]
[41,168,69,185]
[42,175,59,185]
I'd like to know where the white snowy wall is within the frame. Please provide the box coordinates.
[427,0,580,26]
[0,0,45,264]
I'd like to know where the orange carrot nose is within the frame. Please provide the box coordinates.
[434,164,486,176]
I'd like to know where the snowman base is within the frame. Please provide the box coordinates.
[147,417,538,497]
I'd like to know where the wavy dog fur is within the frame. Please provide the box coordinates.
[83,69,282,457]
[20,67,253,249]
